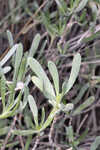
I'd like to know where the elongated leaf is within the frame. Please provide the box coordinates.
[29,34,41,57]
[32,76,55,102]
[55,0,66,14]
[73,83,89,104]
[0,75,6,111]
[0,44,18,67]
[62,53,81,95]
[40,108,58,131]
[3,66,11,74]
[28,95,38,126]
[75,0,88,12]
[32,76,43,92]
[17,55,27,81]
[12,129,38,136]
[28,57,55,97]
[0,126,10,136]
[13,43,23,81]
[73,96,95,116]
[66,126,74,143]
[7,30,14,48]
[90,136,100,150]
[40,107,45,126]
[48,61,59,95]
[21,86,29,110]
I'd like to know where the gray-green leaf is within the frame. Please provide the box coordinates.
[90,136,100,150]
[28,95,38,126]
[48,61,59,95]
[62,53,81,95]
[28,57,55,97]
[73,96,95,116]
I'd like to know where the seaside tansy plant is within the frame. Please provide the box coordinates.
[13,52,95,136]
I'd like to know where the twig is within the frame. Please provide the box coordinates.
[1,115,17,150]
[32,135,40,150]
[49,115,62,150]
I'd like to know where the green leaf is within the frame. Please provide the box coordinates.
[66,126,74,143]
[13,43,23,81]
[12,129,38,136]
[40,107,45,126]
[7,30,14,48]
[17,55,27,81]
[28,57,55,97]
[28,95,38,126]
[0,74,6,111]
[0,126,10,136]
[62,53,81,95]
[73,96,95,116]
[21,86,29,110]
[75,0,88,12]
[90,136,100,150]
[73,83,89,104]
[29,34,41,57]
[55,0,66,14]
[0,44,18,67]
[32,76,43,92]
[32,76,56,102]
[3,66,11,74]
[48,61,59,95]
[40,108,58,131]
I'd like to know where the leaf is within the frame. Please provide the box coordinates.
[3,66,11,74]
[73,83,89,104]
[0,74,6,111]
[40,108,58,131]
[90,136,100,150]
[17,55,27,81]
[32,76,43,92]
[55,0,66,14]
[0,44,18,67]
[0,126,10,136]
[32,76,56,104]
[28,95,38,126]
[40,107,45,126]
[29,34,41,57]
[13,43,23,81]
[12,129,38,136]
[75,0,89,13]
[48,61,59,95]
[66,126,74,143]
[28,57,55,97]
[73,96,95,116]
[21,86,29,110]
[62,53,81,95]
[7,30,14,48]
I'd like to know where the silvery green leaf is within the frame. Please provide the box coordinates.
[3,66,11,74]
[0,74,6,111]
[17,55,27,81]
[59,103,74,112]
[48,61,59,95]
[66,126,74,143]
[40,107,45,126]
[62,53,81,95]
[7,30,14,48]
[29,34,41,57]
[0,44,18,67]
[90,136,100,150]
[28,95,38,126]
[32,76,43,92]
[13,43,23,81]
[75,0,88,12]
[28,57,55,97]
[73,96,95,116]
